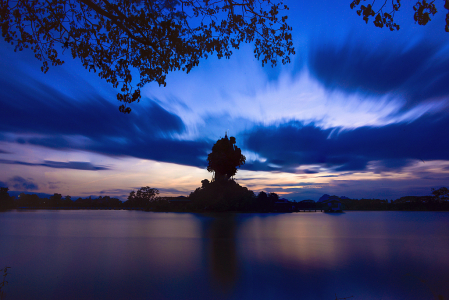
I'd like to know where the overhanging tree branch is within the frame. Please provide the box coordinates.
[0,0,295,113]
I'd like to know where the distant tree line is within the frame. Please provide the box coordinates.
[0,187,123,210]
[1,186,448,212]
[318,187,449,211]
[0,186,166,210]
[0,184,283,212]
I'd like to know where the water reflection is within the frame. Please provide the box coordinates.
[202,214,239,292]
[1,211,449,300]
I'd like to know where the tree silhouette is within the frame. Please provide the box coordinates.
[0,187,14,209]
[201,179,210,189]
[431,186,449,202]
[49,193,63,207]
[0,0,294,113]
[350,0,448,32]
[127,186,160,207]
[0,187,9,201]
[207,134,245,181]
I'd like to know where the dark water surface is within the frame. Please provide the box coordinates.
[1,210,448,300]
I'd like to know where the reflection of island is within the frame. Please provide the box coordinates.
[206,214,239,292]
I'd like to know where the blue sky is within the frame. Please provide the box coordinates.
[1,0,449,200]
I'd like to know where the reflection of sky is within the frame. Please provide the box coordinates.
[236,212,449,299]
[1,0,449,200]
[237,212,449,268]
[1,211,449,299]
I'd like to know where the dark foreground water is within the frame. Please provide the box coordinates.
[0,210,448,300]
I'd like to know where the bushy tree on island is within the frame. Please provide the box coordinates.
[191,135,258,211]
[207,133,246,182]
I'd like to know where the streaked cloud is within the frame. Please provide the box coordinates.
[309,39,449,110]
[0,78,211,168]
[0,159,109,170]
[243,114,449,173]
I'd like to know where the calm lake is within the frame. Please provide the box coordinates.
[0,210,448,300]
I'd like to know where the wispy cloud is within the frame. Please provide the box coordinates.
[0,159,109,170]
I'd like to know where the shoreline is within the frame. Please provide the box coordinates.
[3,207,449,212]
